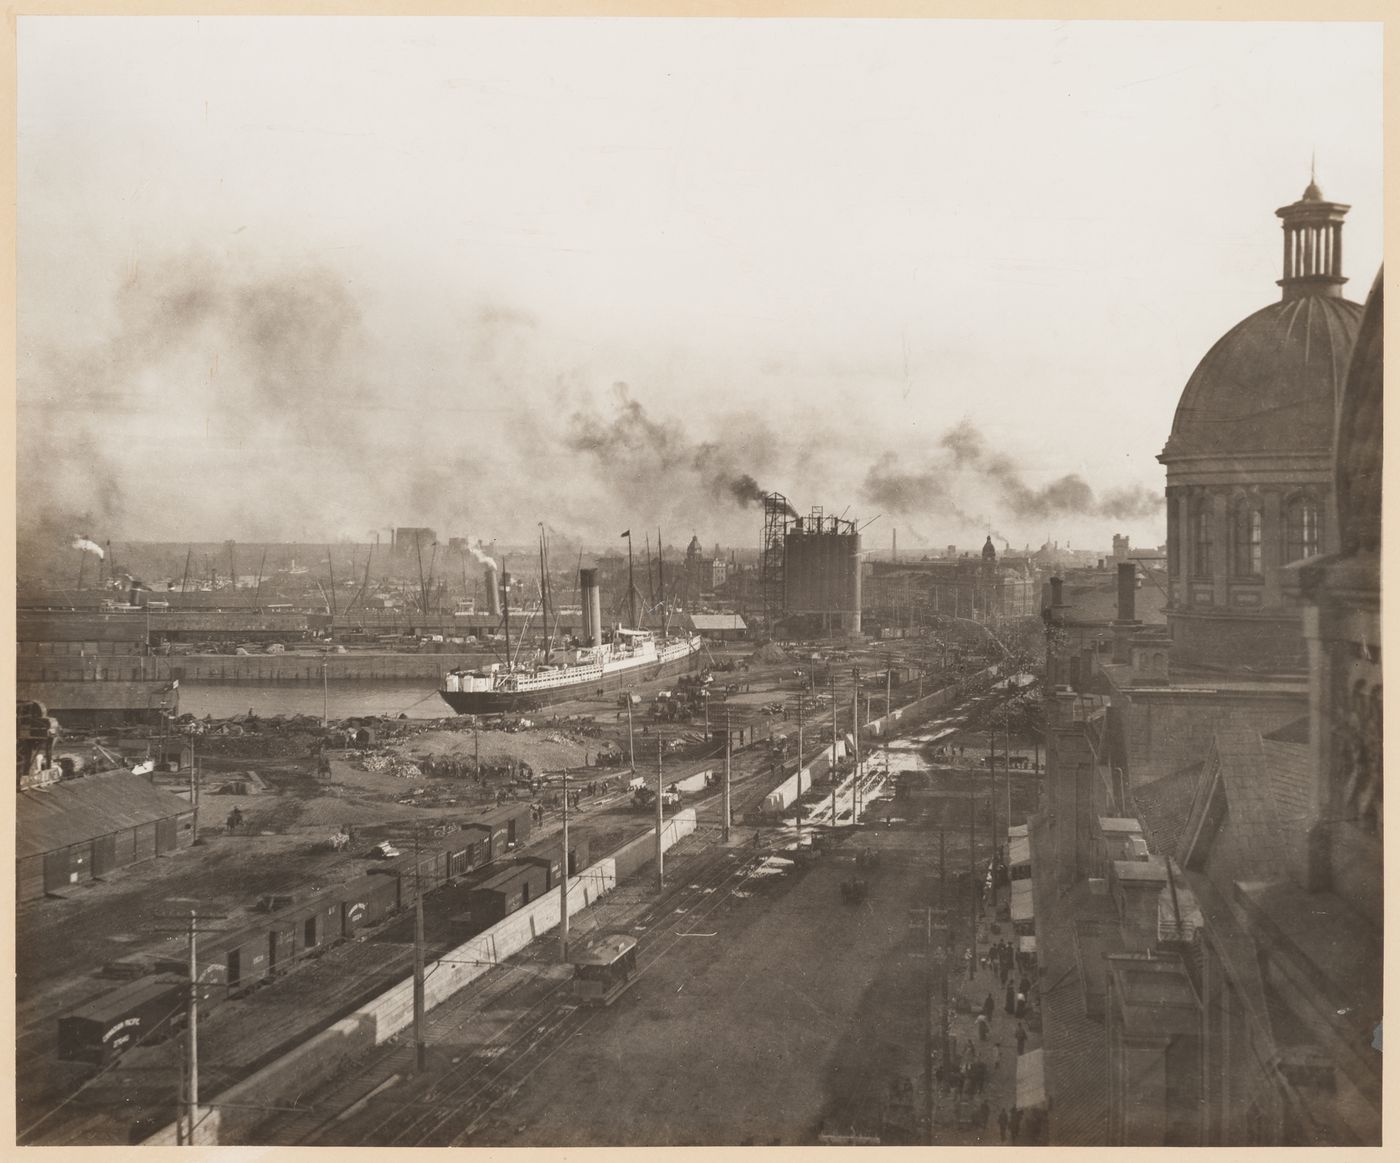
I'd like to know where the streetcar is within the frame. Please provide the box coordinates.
[568,933,639,1006]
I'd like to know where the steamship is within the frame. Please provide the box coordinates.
[439,627,703,714]
[439,562,703,713]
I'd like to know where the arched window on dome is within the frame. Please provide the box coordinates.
[1285,495,1323,562]
[1191,498,1213,578]
[1232,501,1263,577]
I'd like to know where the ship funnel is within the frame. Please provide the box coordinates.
[580,568,603,648]
[484,566,501,618]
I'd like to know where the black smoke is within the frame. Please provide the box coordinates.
[861,419,1163,523]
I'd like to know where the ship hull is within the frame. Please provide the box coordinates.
[438,642,701,715]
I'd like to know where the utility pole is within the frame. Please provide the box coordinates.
[321,660,329,729]
[723,706,732,844]
[796,696,805,836]
[153,902,225,1146]
[626,698,636,773]
[413,827,426,1072]
[925,904,935,1142]
[559,770,570,961]
[186,729,200,843]
[655,736,665,891]
[474,715,480,780]
[830,671,838,826]
[845,668,856,822]
[968,792,977,977]
[939,828,949,1060]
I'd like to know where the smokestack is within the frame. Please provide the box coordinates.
[1116,563,1136,623]
[580,568,603,648]
[484,566,501,618]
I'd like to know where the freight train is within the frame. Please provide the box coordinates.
[54,801,544,1065]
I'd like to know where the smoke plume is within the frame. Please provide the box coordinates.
[861,419,1163,523]
[467,541,499,572]
[71,537,105,558]
[567,384,784,514]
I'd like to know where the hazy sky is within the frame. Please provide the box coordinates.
[17,17,1383,554]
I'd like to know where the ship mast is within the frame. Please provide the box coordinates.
[538,523,551,661]
[625,531,638,630]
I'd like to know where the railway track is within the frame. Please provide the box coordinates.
[347,839,773,1147]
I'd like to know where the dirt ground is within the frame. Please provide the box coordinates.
[474,826,944,1146]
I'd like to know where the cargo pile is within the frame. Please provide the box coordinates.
[360,753,423,780]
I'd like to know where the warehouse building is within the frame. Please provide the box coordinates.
[17,769,196,901]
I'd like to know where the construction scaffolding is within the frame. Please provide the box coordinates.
[761,492,793,632]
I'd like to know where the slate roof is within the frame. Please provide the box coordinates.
[1128,762,1203,859]
[1260,739,1313,832]
[16,769,194,859]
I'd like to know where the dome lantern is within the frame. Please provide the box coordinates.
[1276,169,1349,302]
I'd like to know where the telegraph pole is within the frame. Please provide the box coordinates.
[153,902,225,1146]
[796,696,805,839]
[852,684,861,824]
[723,706,732,844]
[626,699,636,773]
[559,770,570,961]
[186,728,200,843]
[968,793,977,977]
[830,671,838,825]
[655,736,665,890]
[413,827,426,1072]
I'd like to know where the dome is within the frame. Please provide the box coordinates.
[1162,294,1363,460]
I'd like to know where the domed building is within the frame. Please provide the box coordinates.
[1159,178,1364,672]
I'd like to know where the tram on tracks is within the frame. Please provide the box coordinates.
[568,932,639,1006]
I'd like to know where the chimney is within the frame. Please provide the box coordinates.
[1116,563,1136,622]
[484,567,501,618]
[580,568,603,648]
[1112,562,1140,663]
[1050,576,1063,607]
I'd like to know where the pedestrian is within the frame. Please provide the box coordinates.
[971,1060,987,1094]
[1016,1022,1028,1055]
[976,1012,990,1041]
[982,993,995,1022]
[998,1107,1009,1143]
[1009,1107,1022,1144]
[1016,990,1027,1018]
[1005,980,1016,1015]
[978,1098,990,1129]
[993,1042,1003,1072]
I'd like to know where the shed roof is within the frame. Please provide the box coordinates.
[17,770,193,859]
[1017,1048,1048,1110]
[1008,835,1031,868]
[688,613,747,631]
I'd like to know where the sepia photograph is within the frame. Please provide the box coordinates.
[12,11,1384,1149]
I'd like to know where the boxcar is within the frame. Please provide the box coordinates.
[57,976,187,1065]
[284,889,345,962]
[466,862,547,927]
[474,803,532,859]
[448,823,493,877]
[522,853,562,891]
[341,872,401,934]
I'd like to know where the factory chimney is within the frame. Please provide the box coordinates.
[579,569,603,648]
[484,566,502,618]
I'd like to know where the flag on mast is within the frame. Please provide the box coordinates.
[620,530,631,538]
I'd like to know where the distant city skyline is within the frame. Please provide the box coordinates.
[17,18,1382,552]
